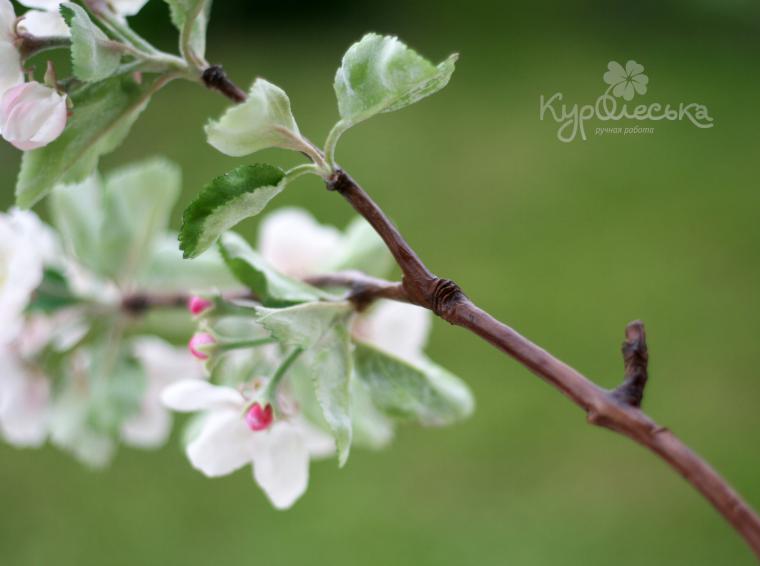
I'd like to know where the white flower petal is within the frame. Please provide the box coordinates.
[258,208,341,278]
[250,422,311,509]
[186,409,252,477]
[134,336,204,384]
[16,0,62,10]
[123,338,205,448]
[161,380,242,413]
[355,300,431,364]
[17,10,69,37]
[0,42,23,105]
[111,0,149,16]
[0,209,58,345]
[0,354,49,447]
[293,417,335,459]
[121,404,171,448]
[0,82,68,150]
[0,0,17,39]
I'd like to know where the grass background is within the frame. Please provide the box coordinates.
[1,0,760,564]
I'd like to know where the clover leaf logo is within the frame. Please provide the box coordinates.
[603,60,649,101]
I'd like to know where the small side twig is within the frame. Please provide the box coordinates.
[304,271,409,311]
[201,65,247,103]
[611,320,649,407]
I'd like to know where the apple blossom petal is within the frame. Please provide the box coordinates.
[0,354,49,447]
[0,43,23,100]
[258,208,342,278]
[0,210,56,345]
[186,409,252,477]
[17,10,69,37]
[161,380,242,412]
[133,336,204,384]
[121,404,171,448]
[0,82,68,150]
[250,422,311,509]
[111,0,150,16]
[16,0,63,10]
[0,0,16,39]
[293,418,335,459]
[356,300,431,364]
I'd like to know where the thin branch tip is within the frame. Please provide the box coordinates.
[611,319,649,408]
[201,65,247,103]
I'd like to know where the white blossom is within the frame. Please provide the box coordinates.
[0,350,49,447]
[18,0,149,17]
[0,81,68,150]
[0,0,23,96]
[120,337,205,448]
[258,208,342,279]
[17,9,70,37]
[161,380,334,509]
[0,209,59,345]
[259,207,432,361]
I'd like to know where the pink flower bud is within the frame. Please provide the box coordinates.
[0,82,68,150]
[188,295,212,316]
[188,332,215,360]
[245,403,274,431]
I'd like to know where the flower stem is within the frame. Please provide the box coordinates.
[217,338,277,351]
[263,347,304,411]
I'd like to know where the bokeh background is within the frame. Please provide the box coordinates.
[2,0,760,564]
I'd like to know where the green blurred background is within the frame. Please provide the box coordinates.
[2,0,760,564]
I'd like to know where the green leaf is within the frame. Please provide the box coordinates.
[49,175,105,272]
[205,79,311,158]
[163,0,211,64]
[137,234,238,291]
[256,302,354,465]
[321,216,394,278]
[179,164,287,258]
[218,232,330,306]
[16,75,155,209]
[100,157,181,282]
[353,342,474,426]
[61,3,122,82]
[333,33,457,129]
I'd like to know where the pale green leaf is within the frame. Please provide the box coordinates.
[49,175,105,272]
[137,234,238,291]
[163,0,211,64]
[255,302,354,465]
[218,233,330,306]
[61,3,121,82]
[100,157,181,282]
[255,302,352,347]
[205,79,309,157]
[334,33,457,129]
[179,164,286,258]
[16,75,154,209]
[353,342,474,426]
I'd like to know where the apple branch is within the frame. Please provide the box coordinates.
[188,69,760,560]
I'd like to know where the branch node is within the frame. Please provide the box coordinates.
[611,320,649,408]
[429,277,466,318]
[326,169,352,193]
[201,65,247,103]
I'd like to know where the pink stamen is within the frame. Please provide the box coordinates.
[188,333,215,360]
[188,296,212,316]
[245,403,274,431]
